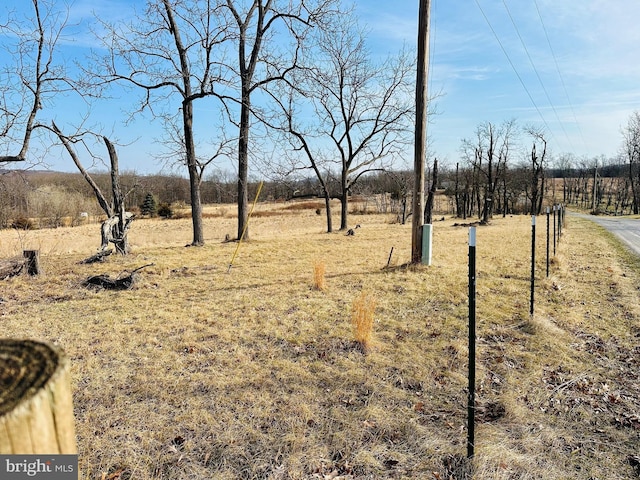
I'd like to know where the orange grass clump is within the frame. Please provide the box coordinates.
[313,260,326,291]
[351,290,376,351]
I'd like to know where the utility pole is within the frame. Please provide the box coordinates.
[411,0,431,263]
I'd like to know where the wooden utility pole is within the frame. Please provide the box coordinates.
[412,0,431,263]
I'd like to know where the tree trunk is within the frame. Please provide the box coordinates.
[323,190,333,233]
[502,174,507,217]
[103,137,132,253]
[454,163,461,218]
[183,102,204,246]
[0,339,76,453]
[401,195,408,224]
[424,158,438,224]
[100,213,134,254]
[237,90,251,241]
[188,161,204,246]
[340,167,349,230]
[340,194,349,230]
[635,164,640,215]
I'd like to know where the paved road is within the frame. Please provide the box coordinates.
[571,212,640,256]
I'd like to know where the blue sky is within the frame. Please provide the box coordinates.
[1,0,639,174]
[362,0,640,167]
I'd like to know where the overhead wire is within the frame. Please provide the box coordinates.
[428,0,436,98]
[427,0,437,156]
[533,0,588,151]
[502,0,573,151]
[473,0,556,145]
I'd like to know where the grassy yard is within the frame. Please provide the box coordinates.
[1,203,639,479]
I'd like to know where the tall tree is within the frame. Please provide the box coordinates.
[275,11,414,231]
[526,127,548,215]
[91,0,232,246]
[222,0,336,240]
[622,111,640,214]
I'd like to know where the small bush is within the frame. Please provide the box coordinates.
[351,291,376,352]
[11,216,34,230]
[157,203,174,219]
[172,209,191,220]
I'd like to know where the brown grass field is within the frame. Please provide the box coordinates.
[1,201,639,479]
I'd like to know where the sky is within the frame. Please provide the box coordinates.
[1,0,639,175]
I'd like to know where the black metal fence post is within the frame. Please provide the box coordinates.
[546,207,550,277]
[530,216,536,317]
[558,204,563,240]
[468,226,477,459]
[553,205,557,256]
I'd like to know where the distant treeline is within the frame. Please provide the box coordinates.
[547,163,627,178]
[0,161,634,229]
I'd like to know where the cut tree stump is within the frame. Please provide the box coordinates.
[23,250,41,275]
[0,251,41,279]
[0,339,77,454]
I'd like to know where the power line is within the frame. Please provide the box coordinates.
[428,0,436,96]
[533,0,588,151]
[502,0,573,151]
[473,0,556,144]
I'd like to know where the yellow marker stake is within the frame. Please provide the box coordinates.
[228,181,264,273]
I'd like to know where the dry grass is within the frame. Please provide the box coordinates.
[313,260,326,292]
[1,209,639,479]
[351,291,376,353]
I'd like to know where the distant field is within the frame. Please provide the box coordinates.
[1,205,639,479]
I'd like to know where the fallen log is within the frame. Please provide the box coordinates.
[79,248,113,264]
[82,263,154,291]
[0,251,42,279]
[84,273,136,290]
[0,257,24,280]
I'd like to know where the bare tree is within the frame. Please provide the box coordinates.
[90,0,233,246]
[50,123,134,254]
[0,0,75,164]
[525,127,548,215]
[220,0,337,240]
[622,111,640,214]
[0,0,137,252]
[274,87,336,232]
[384,170,413,224]
[276,12,415,231]
[461,120,516,224]
[554,153,576,204]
